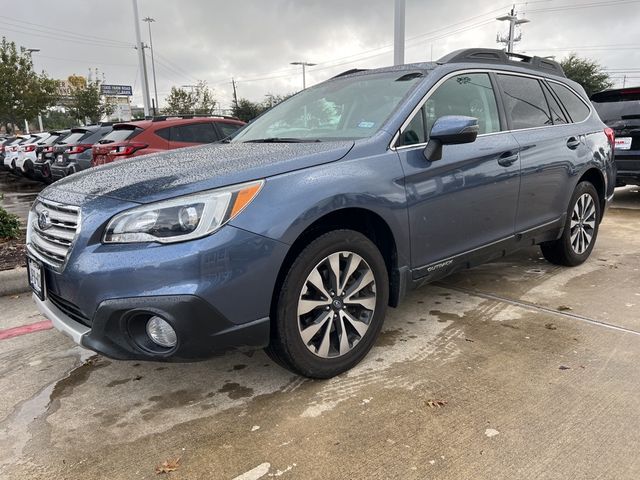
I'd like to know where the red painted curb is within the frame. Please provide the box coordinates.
[0,320,53,340]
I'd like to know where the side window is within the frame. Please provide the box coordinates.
[548,82,591,123]
[217,122,242,139]
[155,127,171,141]
[171,123,218,143]
[498,74,552,129]
[542,83,568,125]
[425,73,501,136]
[400,106,426,146]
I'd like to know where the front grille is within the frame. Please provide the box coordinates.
[48,291,91,326]
[27,199,80,270]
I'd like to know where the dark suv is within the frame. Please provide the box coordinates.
[28,49,615,378]
[50,125,113,181]
[91,116,245,166]
[591,87,640,186]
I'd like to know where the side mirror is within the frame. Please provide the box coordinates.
[423,115,479,162]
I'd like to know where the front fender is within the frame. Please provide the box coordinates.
[229,148,411,268]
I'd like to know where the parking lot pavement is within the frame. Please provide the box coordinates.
[0,192,639,480]
[0,171,44,225]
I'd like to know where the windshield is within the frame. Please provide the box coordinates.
[232,71,424,143]
[592,91,640,123]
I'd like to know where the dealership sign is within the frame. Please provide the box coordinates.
[100,84,133,96]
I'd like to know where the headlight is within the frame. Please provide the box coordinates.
[103,180,263,244]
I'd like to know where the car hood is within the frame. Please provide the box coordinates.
[42,141,355,204]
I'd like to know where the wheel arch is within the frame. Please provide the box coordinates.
[577,167,606,218]
[270,207,403,327]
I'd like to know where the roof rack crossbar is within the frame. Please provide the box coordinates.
[146,114,241,122]
[437,48,565,77]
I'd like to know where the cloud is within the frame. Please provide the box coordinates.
[3,0,639,111]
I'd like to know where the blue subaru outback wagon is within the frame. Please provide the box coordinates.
[27,49,615,378]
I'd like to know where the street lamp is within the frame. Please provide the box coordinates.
[290,61,316,90]
[142,17,159,114]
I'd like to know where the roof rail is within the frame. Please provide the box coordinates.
[437,48,565,77]
[331,68,369,79]
[146,114,242,122]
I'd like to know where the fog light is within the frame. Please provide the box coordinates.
[146,316,177,348]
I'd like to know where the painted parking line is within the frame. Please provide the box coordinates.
[0,320,53,340]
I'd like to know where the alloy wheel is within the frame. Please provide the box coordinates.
[570,193,596,254]
[297,251,376,358]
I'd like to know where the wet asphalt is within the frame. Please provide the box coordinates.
[0,187,639,479]
[0,171,44,226]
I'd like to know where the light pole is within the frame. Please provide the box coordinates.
[132,0,151,116]
[142,17,159,114]
[393,0,406,65]
[496,6,529,53]
[26,48,43,132]
[290,61,316,90]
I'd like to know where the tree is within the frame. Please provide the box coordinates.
[164,80,216,115]
[560,53,613,96]
[67,75,114,124]
[0,37,59,133]
[231,98,264,122]
[42,110,76,130]
[231,93,293,122]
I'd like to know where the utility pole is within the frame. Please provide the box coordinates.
[132,0,151,116]
[496,5,529,53]
[394,0,406,65]
[290,61,316,90]
[26,48,44,131]
[623,75,627,88]
[143,17,159,114]
[231,78,239,110]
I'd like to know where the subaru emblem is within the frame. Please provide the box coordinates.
[38,210,52,231]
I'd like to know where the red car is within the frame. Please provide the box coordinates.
[92,116,245,166]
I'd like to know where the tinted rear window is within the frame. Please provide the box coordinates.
[549,83,590,123]
[58,132,86,144]
[98,127,140,144]
[591,90,640,123]
[498,74,552,129]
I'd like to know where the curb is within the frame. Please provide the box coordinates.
[0,267,29,297]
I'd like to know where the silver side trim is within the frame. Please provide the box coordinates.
[33,293,89,345]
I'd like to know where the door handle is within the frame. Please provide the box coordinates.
[497,150,519,167]
[566,136,581,150]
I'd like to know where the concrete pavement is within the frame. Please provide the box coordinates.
[0,189,639,479]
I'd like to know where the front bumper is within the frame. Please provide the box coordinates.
[35,293,270,361]
[35,223,289,361]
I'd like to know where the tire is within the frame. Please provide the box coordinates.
[540,181,601,266]
[266,230,389,378]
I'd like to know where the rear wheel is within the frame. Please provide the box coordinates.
[540,181,600,266]
[266,230,388,378]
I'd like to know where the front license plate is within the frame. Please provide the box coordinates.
[615,137,632,150]
[56,154,63,164]
[27,256,45,300]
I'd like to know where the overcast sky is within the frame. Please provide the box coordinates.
[2,0,639,111]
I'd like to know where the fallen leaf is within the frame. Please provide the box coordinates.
[465,338,475,342]
[545,323,557,330]
[557,305,572,312]
[559,365,571,370]
[425,400,448,408]
[156,457,181,474]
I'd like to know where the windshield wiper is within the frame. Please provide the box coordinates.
[243,137,322,143]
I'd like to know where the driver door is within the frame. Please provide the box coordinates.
[395,72,521,277]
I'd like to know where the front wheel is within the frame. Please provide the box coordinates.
[540,181,601,266]
[266,230,389,378]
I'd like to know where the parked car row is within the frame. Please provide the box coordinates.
[1,115,245,183]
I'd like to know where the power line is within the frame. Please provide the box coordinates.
[0,23,133,49]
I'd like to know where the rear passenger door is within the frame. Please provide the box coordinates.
[166,122,220,149]
[497,73,585,233]
[396,72,521,275]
